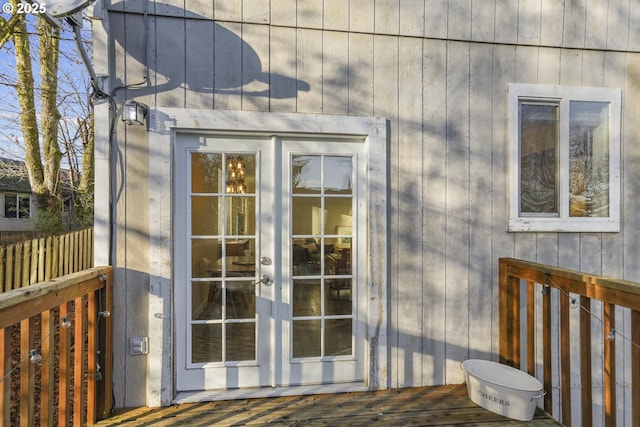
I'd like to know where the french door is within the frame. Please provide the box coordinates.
[175,133,365,392]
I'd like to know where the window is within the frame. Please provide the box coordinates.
[4,193,31,219]
[508,83,621,232]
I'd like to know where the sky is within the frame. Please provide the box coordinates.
[0,11,92,166]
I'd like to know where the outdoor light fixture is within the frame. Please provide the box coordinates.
[122,101,148,126]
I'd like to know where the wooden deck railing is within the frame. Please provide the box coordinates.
[499,258,640,426]
[0,266,112,426]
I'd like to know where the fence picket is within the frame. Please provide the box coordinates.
[37,238,45,283]
[14,244,22,289]
[5,247,13,292]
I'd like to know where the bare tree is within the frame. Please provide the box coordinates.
[1,2,93,232]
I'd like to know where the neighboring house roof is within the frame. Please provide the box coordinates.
[0,158,77,195]
[0,158,31,193]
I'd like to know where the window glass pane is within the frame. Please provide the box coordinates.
[5,194,17,218]
[324,156,353,194]
[192,153,222,193]
[292,155,321,194]
[569,101,610,217]
[17,195,29,218]
[520,103,558,215]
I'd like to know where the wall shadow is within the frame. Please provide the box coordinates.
[106,2,309,100]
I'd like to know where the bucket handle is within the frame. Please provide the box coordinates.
[531,390,547,401]
[459,361,467,382]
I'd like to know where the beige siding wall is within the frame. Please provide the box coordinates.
[95,0,640,406]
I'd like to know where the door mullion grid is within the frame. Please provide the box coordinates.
[320,155,326,358]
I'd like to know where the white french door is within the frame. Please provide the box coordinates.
[175,134,365,392]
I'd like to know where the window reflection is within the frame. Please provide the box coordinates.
[520,103,558,215]
[569,101,609,217]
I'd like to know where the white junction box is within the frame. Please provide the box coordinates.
[130,337,149,355]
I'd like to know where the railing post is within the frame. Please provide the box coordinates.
[526,281,535,377]
[542,280,552,412]
[95,270,113,420]
[579,296,593,426]
[499,259,510,365]
[603,302,616,427]
[0,328,10,426]
[633,309,640,427]
[499,259,521,368]
[560,290,571,426]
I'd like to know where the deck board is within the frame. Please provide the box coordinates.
[95,385,562,426]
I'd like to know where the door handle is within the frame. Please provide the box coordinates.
[252,274,272,286]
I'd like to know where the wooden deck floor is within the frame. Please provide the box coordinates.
[95,385,562,426]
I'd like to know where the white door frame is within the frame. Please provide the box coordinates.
[147,109,388,406]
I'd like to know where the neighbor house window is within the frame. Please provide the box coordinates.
[508,83,621,232]
[4,193,31,219]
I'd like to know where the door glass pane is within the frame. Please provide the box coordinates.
[324,156,353,194]
[324,197,352,235]
[192,153,222,193]
[519,103,558,215]
[225,155,256,194]
[292,155,321,194]
[192,324,222,363]
[569,101,610,217]
[293,320,321,358]
[192,281,221,320]
[191,239,221,278]
[226,281,256,319]
[292,240,321,276]
[292,197,322,235]
[293,279,321,316]
[225,197,255,236]
[325,279,351,316]
[325,319,352,356]
[192,197,221,235]
[227,323,255,361]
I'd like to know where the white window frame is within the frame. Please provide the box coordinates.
[508,83,622,232]
[4,192,31,219]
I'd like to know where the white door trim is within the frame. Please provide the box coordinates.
[148,109,388,405]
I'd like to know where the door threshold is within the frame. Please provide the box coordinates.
[173,382,369,404]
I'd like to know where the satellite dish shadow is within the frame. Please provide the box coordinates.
[106,2,310,99]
